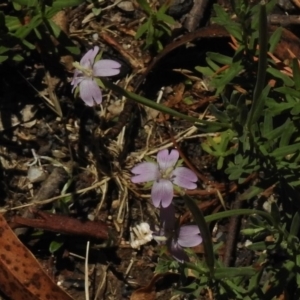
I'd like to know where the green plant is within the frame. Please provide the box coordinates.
[0,0,83,63]
[111,0,300,298]
[135,0,175,51]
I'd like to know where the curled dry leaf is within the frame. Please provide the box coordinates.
[0,214,73,300]
[130,273,167,300]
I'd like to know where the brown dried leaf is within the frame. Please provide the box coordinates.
[0,214,73,300]
[130,273,167,300]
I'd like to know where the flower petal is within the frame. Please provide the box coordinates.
[171,167,197,189]
[131,162,159,183]
[80,46,99,69]
[157,149,179,170]
[151,179,173,208]
[79,78,102,106]
[178,225,202,247]
[169,240,189,262]
[71,70,84,91]
[160,204,175,231]
[93,59,121,77]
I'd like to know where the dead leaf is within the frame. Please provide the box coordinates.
[130,273,167,300]
[0,214,73,300]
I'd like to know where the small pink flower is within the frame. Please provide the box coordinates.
[170,225,202,262]
[131,149,197,207]
[155,205,202,262]
[71,46,121,106]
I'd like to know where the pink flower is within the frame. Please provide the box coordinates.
[170,225,202,262]
[131,149,197,207]
[71,46,121,106]
[155,205,202,262]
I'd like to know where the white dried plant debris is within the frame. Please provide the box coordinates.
[130,222,153,249]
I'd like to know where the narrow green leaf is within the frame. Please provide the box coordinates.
[291,102,300,116]
[247,2,268,127]
[293,58,300,91]
[264,119,289,141]
[268,27,283,53]
[136,0,152,14]
[52,0,84,9]
[239,186,264,200]
[290,212,300,236]
[267,67,294,86]
[135,21,150,39]
[195,66,214,77]
[205,209,275,227]
[214,267,257,278]
[102,79,230,129]
[262,110,273,137]
[156,12,175,25]
[279,121,294,147]
[47,19,61,38]
[206,57,221,72]
[183,194,215,275]
[207,52,233,65]
[247,85,270,127]
[208,104,230,123]
[275,86,300,99]
[270,143,300,158]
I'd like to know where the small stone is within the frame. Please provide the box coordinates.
[117,0,134,12]
[27,166,47,183]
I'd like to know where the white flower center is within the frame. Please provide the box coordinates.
[73,62,94,78]
[159,166,174,180]
[83,68,93,77]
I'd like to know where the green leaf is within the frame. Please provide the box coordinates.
[33,27,41,39]
[275,86,300,99]
[52,0,84,9]
[268,27,283,53]
[263,119,289,141]
[195,66,214,77]
[291,103,300,116]
[0,56,8,63]
[92,8,102,16]
[247,85,270,127]
[136,0,152,14]
[267,67,295,86]
[208,104,230,123]
[156,12,175,25]
[207,52,233,65]
[15,15,42,39]
[270,143,300,158]
[65,46,80,55]
[239,186,264,200]
[49,240,64,253]
[184,194,215,275]
[4,15,22,32]
[205,209,275,227]
[47,19,61,38]
[102,79,230,130]
[247,2,268,127]
[265,100,294,115]
[262,110,273,137]
[14,54,25,65]
[214,267,257,278]
[279,121,294,147]
[293,58,300,91]
[290,212,300,236]
[214,62,244,94]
